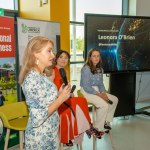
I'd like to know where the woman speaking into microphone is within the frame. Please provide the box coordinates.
[19,36,71,150]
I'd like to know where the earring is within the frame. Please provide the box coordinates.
[35,58,39,65]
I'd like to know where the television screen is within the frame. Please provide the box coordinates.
[85,14,150,73]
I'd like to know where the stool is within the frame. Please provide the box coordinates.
[89,102,116,150]
[77,90,96,150]
[88,103,97,150]
[77,90,116,150]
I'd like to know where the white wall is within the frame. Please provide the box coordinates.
[136,0,150,16]
[129,0,136,16]
[129,0,150,102]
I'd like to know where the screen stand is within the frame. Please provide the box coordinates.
[109,72,136,117]
[135,106,150,116]
[109,72,150,117]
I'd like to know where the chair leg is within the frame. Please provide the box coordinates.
[92,105,96,150]
[76,143,82,150]
[93,136,96,150]
[4,128,10,150]
[79,143,82,150]
[109,130,116,150]
[92,105,95,126]
[19,131,23,150]
[60,143,63,150]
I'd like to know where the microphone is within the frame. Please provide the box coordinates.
[70,85,76,98]
[59,68,68,86]
[71,85,76,94]
[107,99,113,105]
[59,69,76,116]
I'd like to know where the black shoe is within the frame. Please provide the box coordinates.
[93,129,104,139]
[66,140,73,147]
[104,123,111,130]
[86,128,92,138]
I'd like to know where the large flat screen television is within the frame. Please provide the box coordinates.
[85,13,150,73]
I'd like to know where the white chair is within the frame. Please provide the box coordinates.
[77,90,116,150]
[88,103,97,150]
[77,90,96,150]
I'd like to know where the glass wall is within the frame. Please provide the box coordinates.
[70,0,122,92]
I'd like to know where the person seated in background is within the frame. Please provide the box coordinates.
[45,49,103,147]
[80,48,118,133]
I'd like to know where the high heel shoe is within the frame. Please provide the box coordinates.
[91,124,104,139]
[65,140,73,147]
[104,122,111,130]
[86,128,93,138]
[86,123,104,139]
[93,129,104,139]
[86,123,95,138]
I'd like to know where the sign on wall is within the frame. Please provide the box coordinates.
[17,18,60,65]
[0,16,17,105]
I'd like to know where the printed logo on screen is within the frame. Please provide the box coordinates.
[21,23,40,34]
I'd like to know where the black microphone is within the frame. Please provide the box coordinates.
[71,85,76,94]
[70,85,76,98]
[59,68,68,86]
[107,99,113,105]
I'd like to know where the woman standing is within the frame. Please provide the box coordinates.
[80,48,118,132]
[52,50,103,146]
[19,36,71,150]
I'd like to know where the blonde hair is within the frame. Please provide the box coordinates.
[19,36,54,84]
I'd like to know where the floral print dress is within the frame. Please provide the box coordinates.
[22,70,59,150]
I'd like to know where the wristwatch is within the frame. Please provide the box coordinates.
[0,118,4,141]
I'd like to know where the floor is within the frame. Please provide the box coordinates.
[8,100,150,150]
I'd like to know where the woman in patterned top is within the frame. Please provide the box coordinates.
[19,36,71,150]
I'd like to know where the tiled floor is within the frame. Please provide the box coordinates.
[8,100,150,150]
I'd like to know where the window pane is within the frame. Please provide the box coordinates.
[70,0,122,88]
[70,24,84,62]
[70,0,122,22]
[70,63,84,91]
[0,0,14,10]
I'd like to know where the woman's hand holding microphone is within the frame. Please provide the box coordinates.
[96,92,113,105]
[58,83,71,103]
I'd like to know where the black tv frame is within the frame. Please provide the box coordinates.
[84,13,150,74]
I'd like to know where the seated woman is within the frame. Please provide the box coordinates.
[80,48,118,133]
[48,50,104,146]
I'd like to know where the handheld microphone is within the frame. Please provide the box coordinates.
[107,99,113,105]
[71,85,76,94]
[70,85,76,98]
[59,68,68,86]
